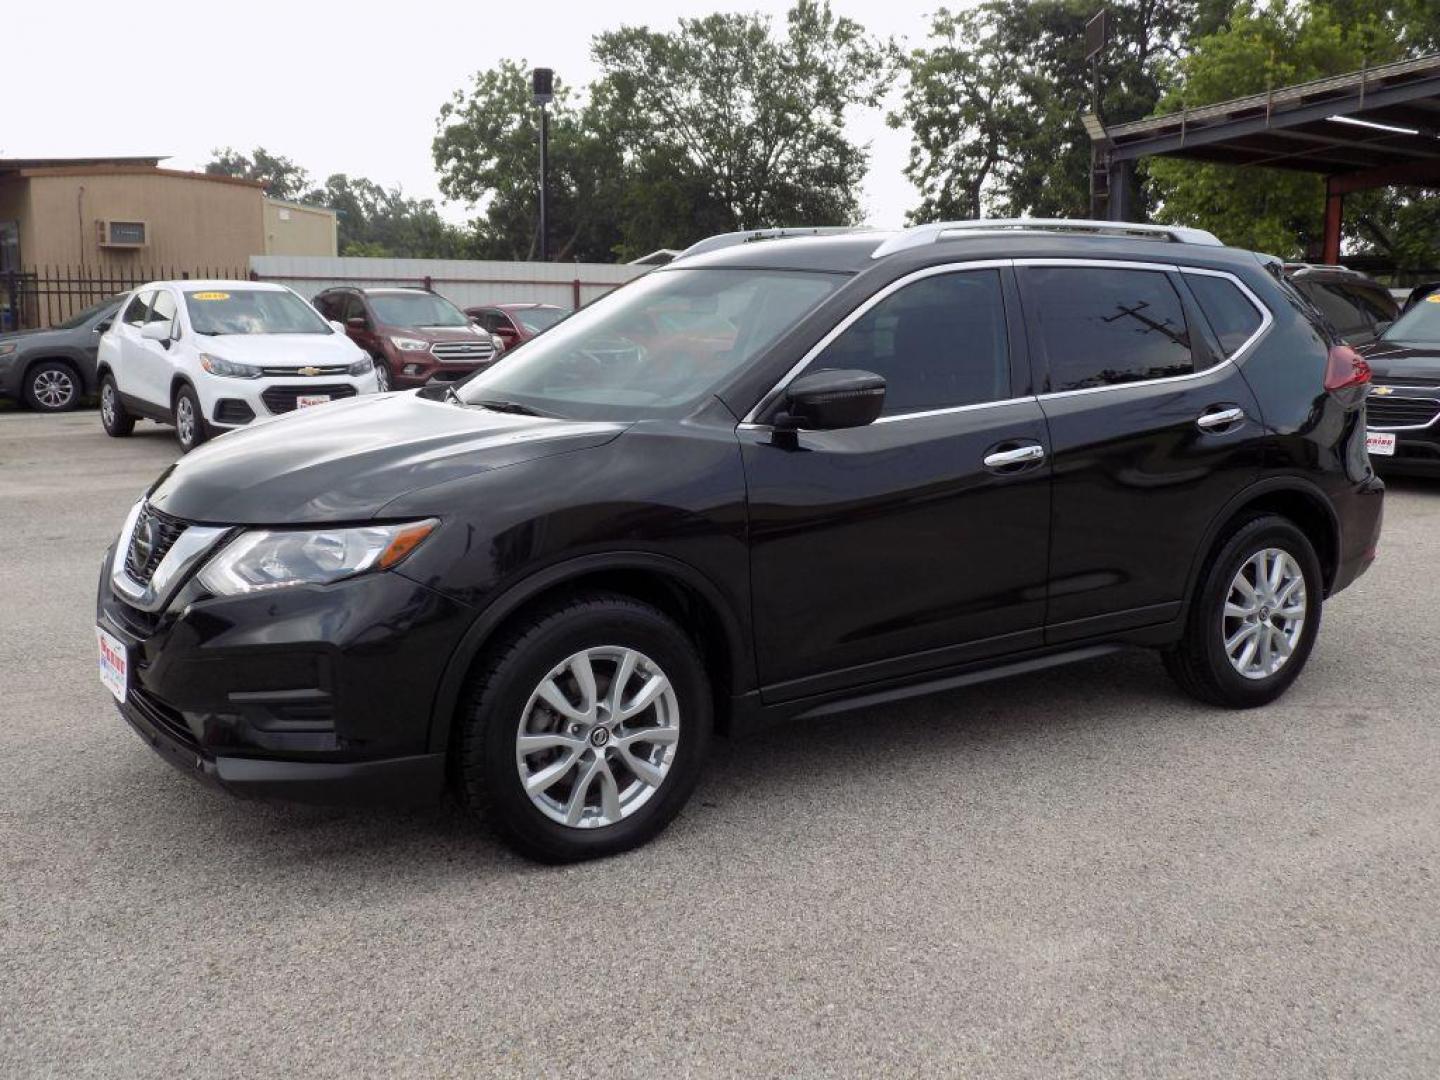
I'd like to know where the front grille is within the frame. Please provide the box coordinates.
[259,363,350,377]
[431,340,496,364]
[1367,396,1440,429]
[214,398,255,424]
[123,505,188,586]
[129,687,198,750]
[260,384,358,414]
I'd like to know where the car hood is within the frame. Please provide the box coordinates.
[0,326,66,347]
[395,325,493,344]
[147,392,626,524]
[1361,340,1440,383]
[191,332,361,366]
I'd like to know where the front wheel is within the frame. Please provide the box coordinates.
[99,374,134,436]
[373,358,392,393]
[23,360,81,412]
[456,594,712,862]
[173,385,208,453]
[1163,514,1323,708]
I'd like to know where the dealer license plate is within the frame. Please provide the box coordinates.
[296,394,332,409]
[1366,430,1397,457]
[97,625,129,703]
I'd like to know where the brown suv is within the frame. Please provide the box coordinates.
[314,287,502,391]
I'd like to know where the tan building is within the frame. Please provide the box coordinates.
[263,197,338,257]
[0,156,337,327]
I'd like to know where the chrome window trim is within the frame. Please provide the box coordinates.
[739,259,1014,426]
[1365,394,1440,432]
[1014,259,1274,402]
[110,500,230,613]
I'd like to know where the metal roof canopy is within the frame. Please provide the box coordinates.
[1090,54,1440,262]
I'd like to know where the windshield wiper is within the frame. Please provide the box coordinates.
[474,398,546,417]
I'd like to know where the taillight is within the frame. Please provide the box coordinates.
[1324,344,1371,391]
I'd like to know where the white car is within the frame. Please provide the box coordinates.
[97,280,380,452]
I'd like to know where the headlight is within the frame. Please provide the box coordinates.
[197,519,438,596]
[199,353,261,379]
[0,343,16,356]
[391,336,430,352]
[348,355,374,377]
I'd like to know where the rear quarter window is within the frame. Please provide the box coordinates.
[1185,273,1265,355]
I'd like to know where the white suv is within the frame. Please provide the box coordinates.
[97,280,380,452]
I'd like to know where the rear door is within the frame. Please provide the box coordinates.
[743,265,1052,701]
[1016,261,1267,643]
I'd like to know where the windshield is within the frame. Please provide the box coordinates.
[514,307,567,334]
[54,297,122,330]
[1383,296,1440,345]
[185,289,330,336]
[458,268,844,420]
[371,292,469,328]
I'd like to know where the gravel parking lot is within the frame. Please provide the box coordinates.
[2,410,1437,1078]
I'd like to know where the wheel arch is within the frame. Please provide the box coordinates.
[427,553,753,756]
[1186,478,1341,606]
[22,352,87,395]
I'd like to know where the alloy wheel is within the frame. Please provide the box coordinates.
[1221,548,1307,680]
[32,369,75,410]
[375,363,390,392]
[515,646,680,829]
[101,384,116,426]
[176,397,196,447]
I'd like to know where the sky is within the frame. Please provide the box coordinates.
[6,0,953,232]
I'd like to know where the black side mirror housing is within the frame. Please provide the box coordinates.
[346,316,367,332]
[1374,319,1393,336]
[778,369,886,433]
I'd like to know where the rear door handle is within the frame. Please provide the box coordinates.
[983,443,1046,470]
[1196,406,1246,431]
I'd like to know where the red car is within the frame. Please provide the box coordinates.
[315,287,503,391]
[466,303,568,351]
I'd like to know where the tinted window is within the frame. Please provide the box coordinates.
[313,293,337,319]
[514,307,566,334]
[1186,273,1264,355]
[53,297,122,330]
[122,291,153,327]
[342,294,367,324]
[1022,267,1194,391]
[1304,282,1368,334]
[802,270,1009,416]
[1342,284,1397,325]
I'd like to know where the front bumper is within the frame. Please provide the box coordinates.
[98,544,472,805]
[200,370,381,430]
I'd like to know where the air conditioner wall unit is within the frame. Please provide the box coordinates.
[97,219,148,248]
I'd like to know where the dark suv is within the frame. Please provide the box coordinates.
[1283,263,1399,346]
[0,296,122,412]
[314,286,502,391]
[97,220,1383,862]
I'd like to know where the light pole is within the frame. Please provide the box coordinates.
[532,68,554,262]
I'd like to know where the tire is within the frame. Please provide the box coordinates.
[373,358,392,393]
[22,360,81,413]
[1163,514,1323,708]
[456,593,713,863]
[99,374,135,437]
[173,384,208,453]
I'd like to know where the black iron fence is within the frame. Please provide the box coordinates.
[1,265,248,331]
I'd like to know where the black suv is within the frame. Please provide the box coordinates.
[96,220,1383,862]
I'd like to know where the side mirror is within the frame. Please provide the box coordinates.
[346,316,368,332]
[94,319,112,334]
[328,319,346,334]
[778,369,886,433]
[140,321,171,345]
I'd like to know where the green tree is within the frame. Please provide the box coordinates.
[307,174,468,259]
[893,1,1203,223]
[204,147,312,202]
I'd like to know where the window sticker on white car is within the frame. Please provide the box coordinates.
[192,292,230,301]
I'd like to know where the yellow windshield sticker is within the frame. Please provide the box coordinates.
[192,291,230,301]
[1426,293,1440,303]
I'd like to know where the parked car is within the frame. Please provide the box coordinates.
[466,302,569,350]
[1283,263,1399,346]
[0,296,123,412]
[97,220,1382,862]
[315,287,504,391]
[1359,292,1440,472]
[97,280,377,452]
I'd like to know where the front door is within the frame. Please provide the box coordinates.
[113,290,155,402]
[743,266,1052,703]
[1015,261,1266,643]
[133,288,180,408]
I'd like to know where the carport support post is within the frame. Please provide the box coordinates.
[1323,178,1343,265]
[1106,159,1133,221]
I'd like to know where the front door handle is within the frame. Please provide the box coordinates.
[983,442,1046,470]
[1196,405,1246,431]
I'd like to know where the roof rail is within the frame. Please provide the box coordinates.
[678,226,871,259]
[870,218,1224,259]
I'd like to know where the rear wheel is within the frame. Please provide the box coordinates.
[23,360,81,412]
[99,374,134,437]
[1164,514,1323,708]
[174,385,208,453]
[456,594,712,862]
